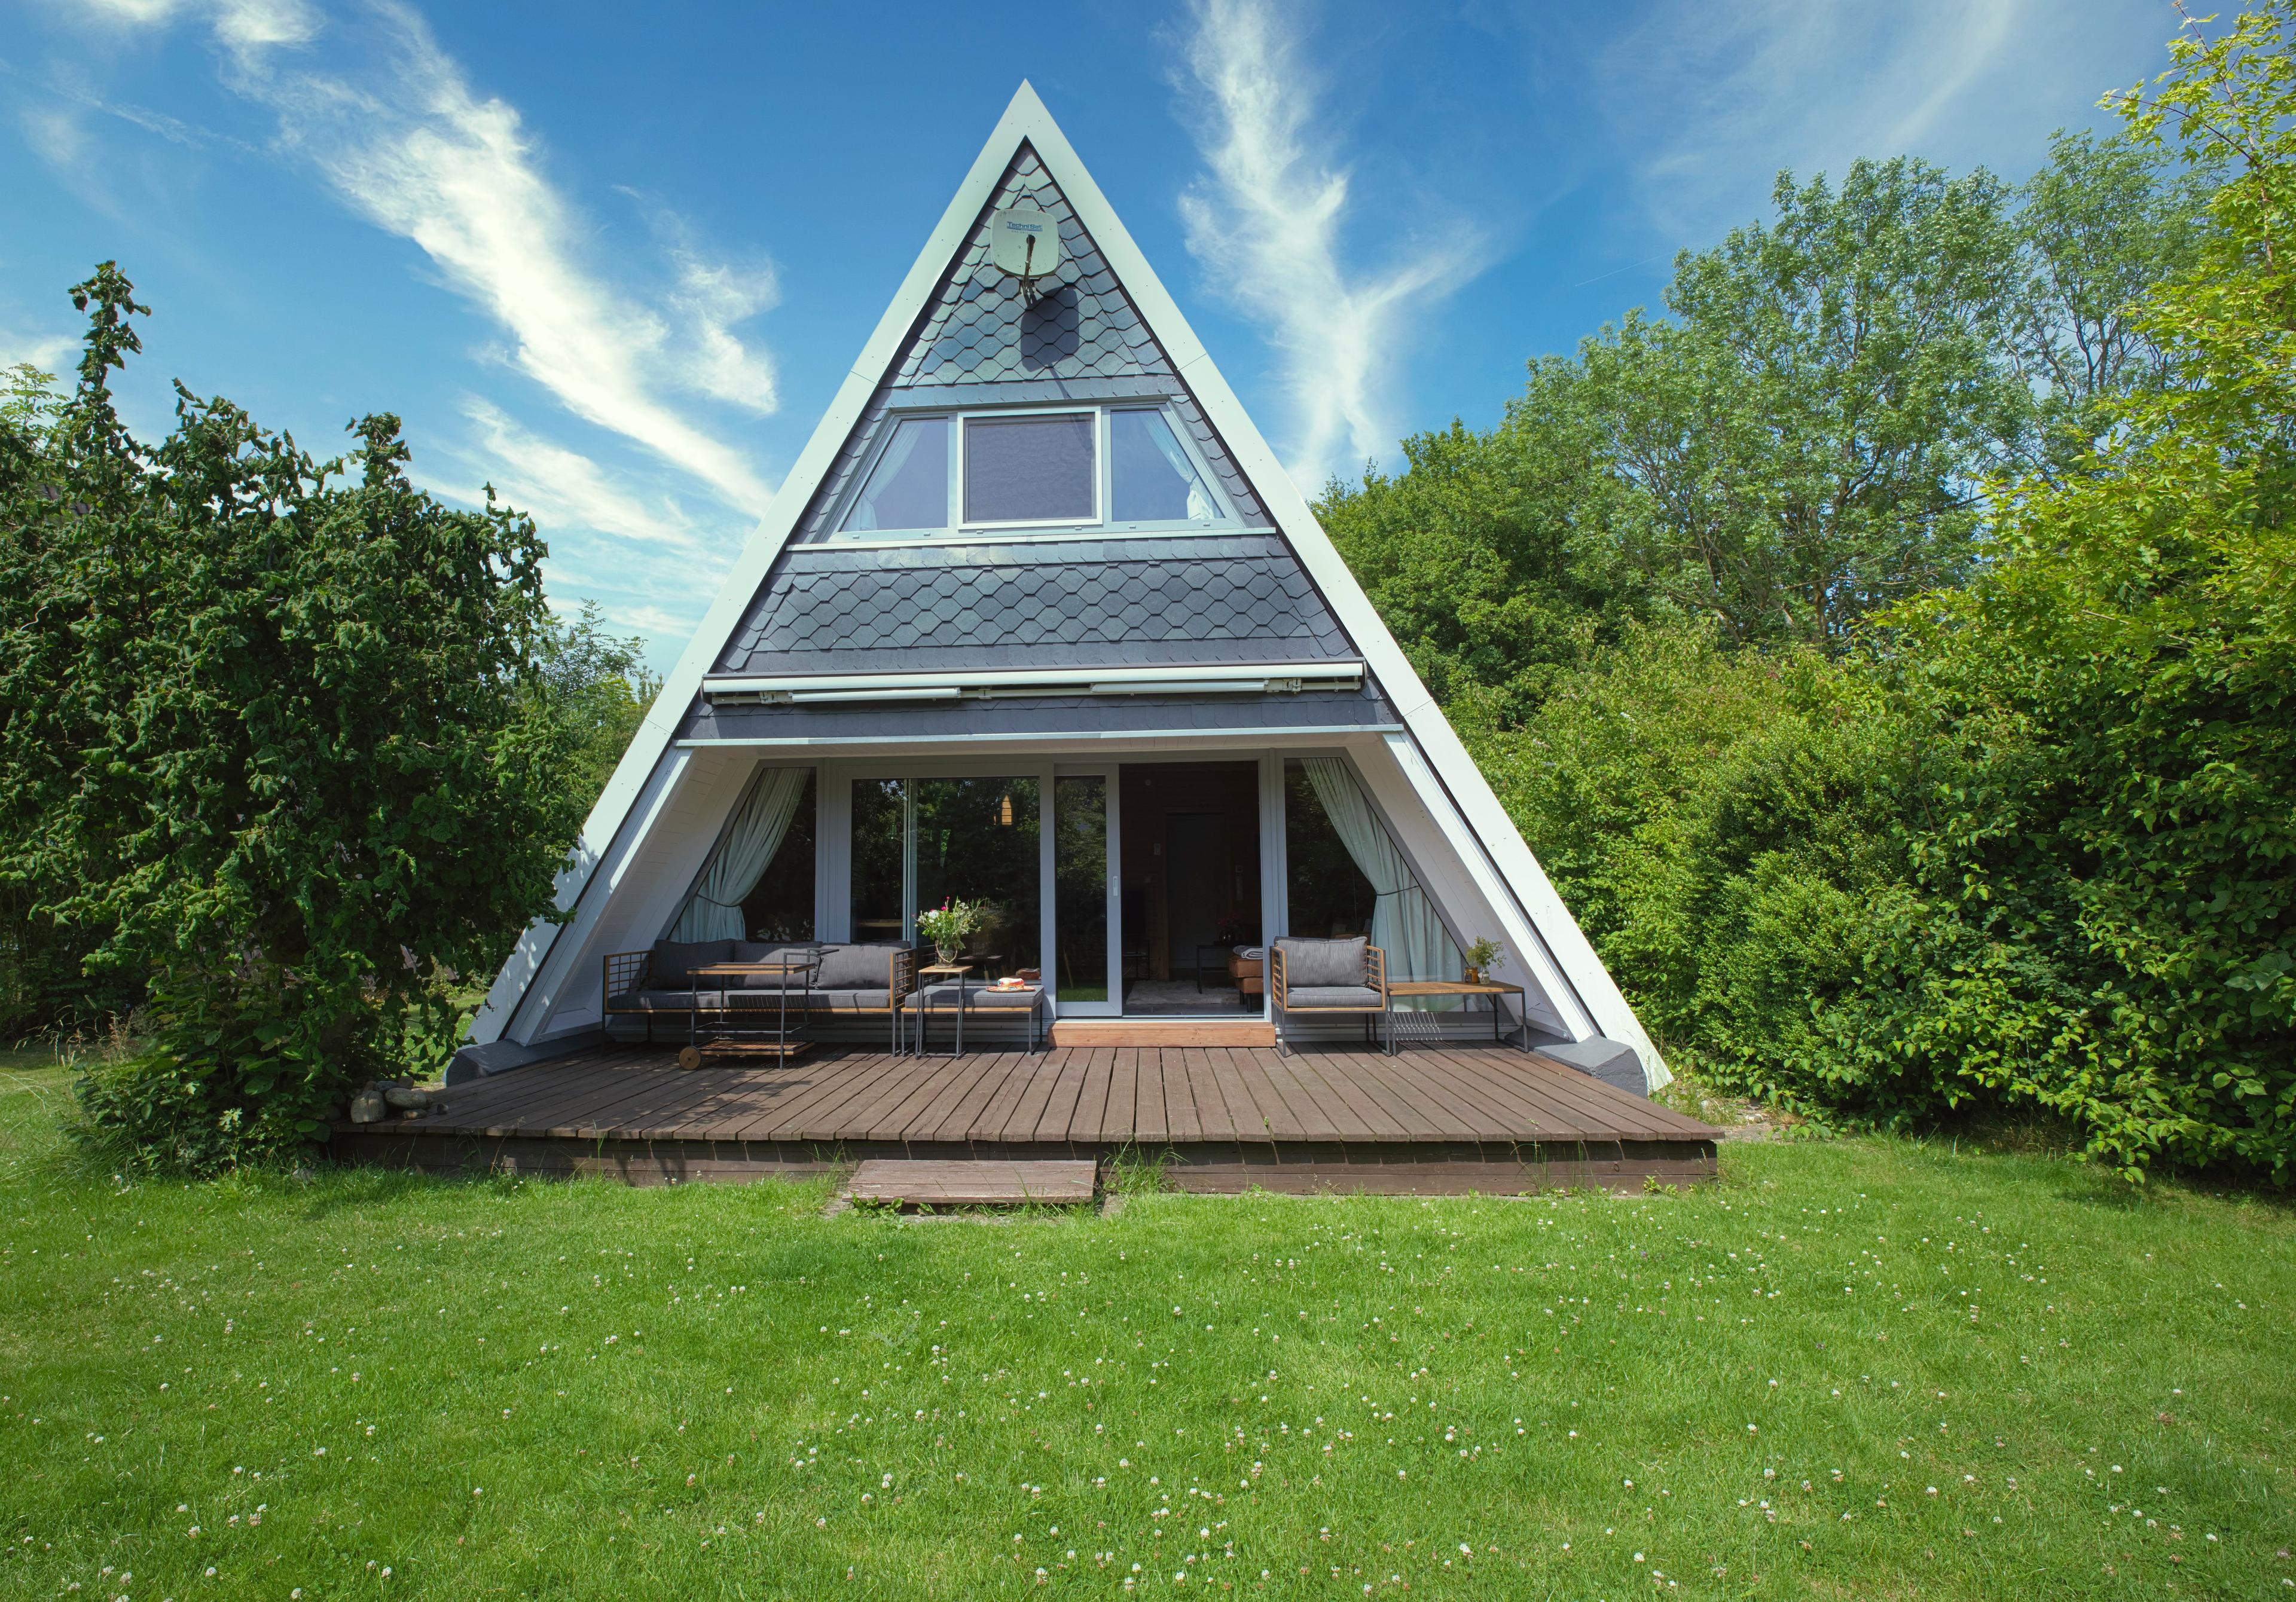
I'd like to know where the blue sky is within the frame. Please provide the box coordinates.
[2,0,2185,669]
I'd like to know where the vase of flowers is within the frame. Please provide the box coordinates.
[915,897,984,967]
[1462,935,1504,986]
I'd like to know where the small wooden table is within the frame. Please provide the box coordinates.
[1387,979,1529,1049]
[681,957,819,1067]
[912,962,974,1057]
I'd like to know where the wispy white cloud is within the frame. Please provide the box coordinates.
[1173,0,1485,493]
[65,0,778,518]
[1598,0,2161,238]
[452,398,708,561]
[0,328,78,377]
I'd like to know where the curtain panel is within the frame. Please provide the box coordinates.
[673,768,811,941]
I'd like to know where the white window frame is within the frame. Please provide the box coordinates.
[960,406,1103,531]
[825,400,1234,543]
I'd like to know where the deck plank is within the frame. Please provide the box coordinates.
[1062,1048,1115,1144]
[1098,1047,1140,1144]
[1294,1053,1413,1141]
[369,1041,1718,1152]
[924,1053,1022,1144]
[1131,1050,1169,1145]
[969,1054,1039,1142]
[1217,1048,1291,1142]
[1162,1048,1205,1144]
[1445,1049,1668,1138]
[1030,1049,1093,1144]
[723,1054,890,1141]
[905,1052,1008,1144]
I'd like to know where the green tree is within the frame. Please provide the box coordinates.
[532,601,658,820]
[1317,383,1648,730]
[0,265,588,1166]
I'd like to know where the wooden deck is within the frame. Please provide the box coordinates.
[332,1043,1720,1194]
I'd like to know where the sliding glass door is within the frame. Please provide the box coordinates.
[1053,771,1119,1013]
[848,776,1042,976]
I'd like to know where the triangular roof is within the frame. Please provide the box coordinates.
[471,83,1665,1088]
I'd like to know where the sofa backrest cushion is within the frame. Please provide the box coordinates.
[815,943,905,990]
[1276,935,1367,988]
[649,939,735,986]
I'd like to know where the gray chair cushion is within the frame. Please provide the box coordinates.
[648,940,734,986]
[815,943,904,990]
[1277,937,1367,988]
[1281,984,1385,1010]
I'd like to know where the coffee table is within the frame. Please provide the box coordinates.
[1386,979,1529,1049]
[912,962,974,1057]
[681,956,819,1067]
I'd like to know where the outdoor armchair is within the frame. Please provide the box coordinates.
[1268,935,1391,1055]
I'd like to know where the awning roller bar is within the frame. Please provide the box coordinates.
[702,660,1365,706]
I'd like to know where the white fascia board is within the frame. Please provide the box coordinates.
[701,662,1364,696]
[470,90,1038,1036]
[1020,92,1666,1089]
[471,745,694,1045]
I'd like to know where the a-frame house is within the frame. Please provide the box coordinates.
[458,84,1668,1099]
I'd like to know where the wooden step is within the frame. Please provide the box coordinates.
[1051,1018,1276,1047]
[847,1158,1097,1206]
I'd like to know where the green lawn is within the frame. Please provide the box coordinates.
[1,1051,2290,1600]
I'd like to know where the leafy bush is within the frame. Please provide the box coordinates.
[0,267,588,1168]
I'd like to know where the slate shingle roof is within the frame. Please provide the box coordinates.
[718,536,1352,674]
[708,144,1348,696]
[893,146,1173,387]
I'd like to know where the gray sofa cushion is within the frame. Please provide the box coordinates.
[725,943,823,989]
[618,989,703,1011]
[809,989,892,1012]
[1282,983,1385,1010]
[1277,937,1367,988]
[648,939,734,986]
[815,943,905,990]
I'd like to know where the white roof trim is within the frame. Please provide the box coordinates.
[471,82,1666,1090]
[702,662,1364,696]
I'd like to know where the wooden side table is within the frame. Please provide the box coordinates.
[683,956,820,1067]
[912,962,974,1057]
[1387,979,1529,1049]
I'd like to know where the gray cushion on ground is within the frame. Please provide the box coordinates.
[1537,1035,1648,1097]
[816,943,904,990]
[1282,984,1385,1009]
[648,939,734,986]
[1277,936,1366,988]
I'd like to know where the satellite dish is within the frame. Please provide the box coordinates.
[987,205,1062,300]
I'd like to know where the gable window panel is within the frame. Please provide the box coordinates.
[1111,408,1216,523]
[842,415,949,534]
[964,412,1095,524]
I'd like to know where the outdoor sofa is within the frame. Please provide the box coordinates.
[1269,935,1391,1054]
[603,939,917,1053]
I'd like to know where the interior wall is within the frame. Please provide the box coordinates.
[1116,762,1261,982]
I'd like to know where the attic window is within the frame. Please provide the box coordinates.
[1111,409,1214,523]
[825,403,1231,541]
[842,416,949,534]
[964,412,1095,524]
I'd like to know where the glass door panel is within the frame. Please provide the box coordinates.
[850,778,909,944]
[912,778,1040,976]
[1054,775,1111,1008]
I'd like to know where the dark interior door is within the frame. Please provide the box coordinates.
[1164,812,1229,979]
